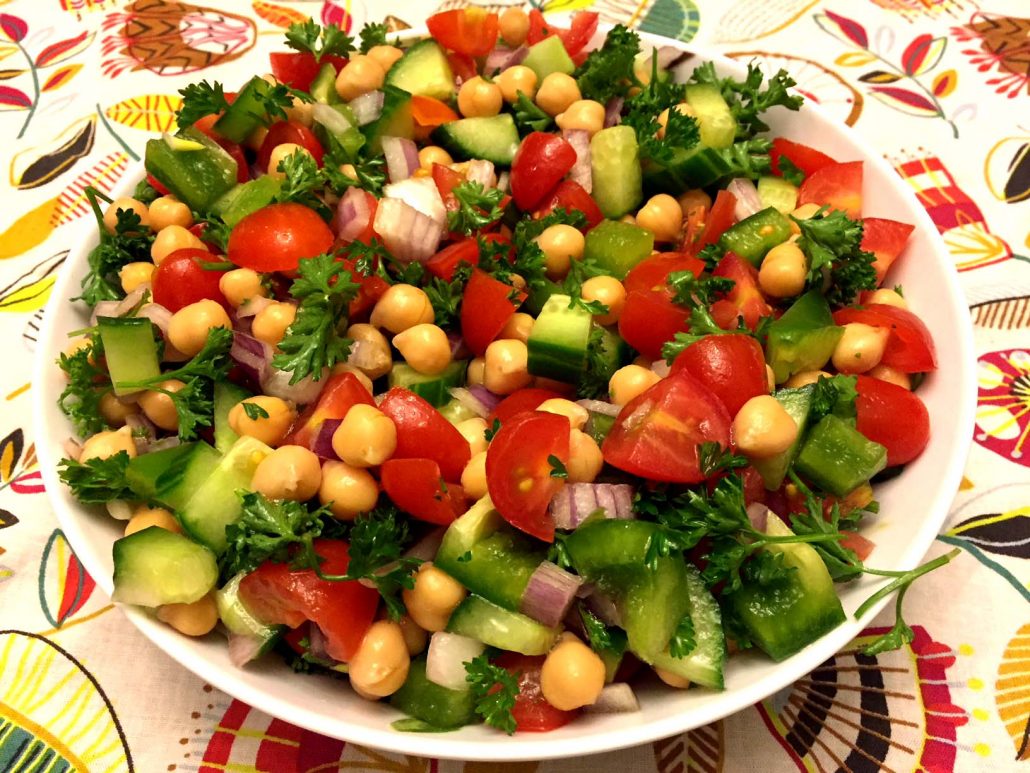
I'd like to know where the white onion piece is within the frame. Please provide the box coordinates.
[236,295,274,320]
[106,500,133,521]
[90,301,122,325]
[62,437,81,461]
[373,198,445,264]
[564,129,592,193]
[747,502,770,532]
[651,358,671,378]
[346,339,380,371]
[228,633,266,668]
[584,683,641,714]
[311,102,352,135]
[136,302,172,335]
[496,170,510,193]
[727,178,762,221]
[520,561,583,627]
[449,387,491,419]
[426,632,484,691]
[464,159,497,189]
[113,283,151,316]
[382,177,447,224]
[382,136,420,183]
[125,412,156,454]
[260,367,327,405]
[148,436,182,453]
[335,186,372,243]
[348,90,384,125]
[575,399,620,417]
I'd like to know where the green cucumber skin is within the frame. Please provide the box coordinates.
[112,526,218,607]
[752,385,815,490]
[214,77,271,143]
[432,114,521,166]
[649,565,726,689]
[388,361,468,408]
[526,293,593,382]
[522,35,575,81]
[125,441,221,512]
[590,126,643,219]
[97,316,161,397]
[446,595,558,655]
[434,531,544,611]
[213,382,252,454]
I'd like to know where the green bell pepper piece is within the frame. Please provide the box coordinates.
[719,207,793,265]
[765,291,844,384]
[795,414,888,496]
[583,220,655,280]
[145,128,238,213]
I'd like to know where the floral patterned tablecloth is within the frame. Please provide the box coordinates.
[0,0,1028,770]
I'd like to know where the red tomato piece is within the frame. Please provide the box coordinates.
[426,234,511,281]
[770,138,836,178]
[427,8,499,57]
[602,372,732,483]
[147,173,170,196]
[685,189,736,255]
[840,531,875,561]
[461,269,527,356]
[833,304,937,373]
[379,388,472,482]
[671,334,767,417]
[285,373,374,449]
[269,52,322,91]
[486,410,570,542]
[798,160,863,218]
[855,374,930,466]
[238,539,379,662]
[618,290,691,361]
[258,121,325,171]
[527,10,598,57]
[493,652,578,732]
[533,180,604,230]
[228,203,334,273]
[339,254,389,322]
[710,253,773,332]
[861,217,915,284]
[151,248,230,313]
[411,95,459,129]
[381,458,466,526]
[624,253,706,297]
[510,132,577,211]
[488,388,566,425]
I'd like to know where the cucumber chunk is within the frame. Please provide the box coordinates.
[125,441,220,511]
[97,316,160,397]
[650,565,726,689]
[215,573,283,660]
[213,382,252,454]
[719,207,792,266]
[683,83,737,149]
[388,361,467,408]
[112,526,217,607]
[526,294,593,383]
[758,176,799,214]
[590,126,643,219]
[385,40,455,101]
[435,530,544,612]
[446,595,559,655]
[522,35,575,81]
[362,85,414,154]
[436,496,502,564]
[212,176,282,227]
[214,76,274,143]
[433,114,520,166]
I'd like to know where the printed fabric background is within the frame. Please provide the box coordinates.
[0,0,1027,770]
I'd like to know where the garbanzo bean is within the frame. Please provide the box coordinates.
[138,379,186,431]
[348,620,410,699]
[536,398,588,430]
[335,54,386,101]
[79,427,137,461]
[151,225,204,264]
[567,429,603,483]
[148,196,192,231]
[460,451,488,500]
[332,404,397,467]
[393,323,452,375]
[251,302,297,348]
[496,65,537,102]
[581,275,626,325]
[499,6,529,46]
[346,323,393,379]
[635,194,683,242]
[497,312,534,343]
[370,284,434,333]
[536,72,581,116]
[484,339,532,394]
[540,635,606,711]
[157,593,219,637]
[536,223,585,279]
[103,197,150,233]
[124,505,181,536]
[402,563,467,633]
[219,268,265,308]
[759,241,807,299]
[733,395,798,458]
[832,323,889,374]
[455,417,490,455]
[119,262,154,294]
[458,76,503,118]
[609,364,661,406]
[251,445,322,502]
[318,460,379,519]
[167,299,232,357]
[99,392,138,427]
[228,395,296,447]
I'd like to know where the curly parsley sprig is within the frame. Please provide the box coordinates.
[465,655,520,735]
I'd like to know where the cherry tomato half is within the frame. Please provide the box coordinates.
[855,374,930,466]
[798,160,863,218]
[671,334,767,417]
[493,652,578,732]
[526,10,598,57]
[833,304,937,373]
[710,253,773,332]
[381,458,466,526]
[228,203,335,273]
[533,181,604,230]
[269,52,348,91]
[510,133,577,211]
[461,269,527,357]
[618,290,690,361]
[684,188,736,255]
[379,388,472,482]
[151,248,230,313]
[624,253,706,297]
[487,388,567,425]
[426,8,500,58]
[284,372,375,449]
[258,120,325,171]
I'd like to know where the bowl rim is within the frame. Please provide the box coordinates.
[31,25,977,761]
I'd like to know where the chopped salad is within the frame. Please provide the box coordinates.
[56,8,949,734]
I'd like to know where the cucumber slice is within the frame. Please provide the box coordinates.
[526,294,592,383]
[619,556,690,661]
[590,125,643,218]
[435,530,544,612]
[583,220,654,279]
[650,565,726,689]
[97,316,161,397]
[388,361,468,408]
[310,62,341,105]
[758,176,799,214]
[391,656,477,728]
[125,441,220,512]
[213,382,252,454]
[362,84,414,154]
[643,146,733,193]
[436,496,502,564]
[432,114,520,167]
[522,35,575,82]
[683,83,737,149]
[446,595,559,655]
[752,385,815,490]
[385,40,455,101]
[112,526,217,607]
[215,573,283,660]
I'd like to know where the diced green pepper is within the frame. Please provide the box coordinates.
[435,530,545,611]
[145,127,238,213]
[212,176,282,227]
[310,63,341,104]
[719,207,792,265]
[795,414,887,496]
[752,384,815,490]
[584,220,655,280]
[390,657,476,728]
[765,291,843,384]
[213,76,274,144]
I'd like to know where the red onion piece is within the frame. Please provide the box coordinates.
[115,283,151,315]
[335,186,373,243]
[727,178,762,221]
[564,129,592,193]
[348,90,384,125]
[311,102,352,135]
[307,623,335,662]
[236,296,274,320]
[604,96,624,128]
[62,437,82,461]
[464,159,496,189]
[90,301,122,326]
[651,359,671,378]
[126,412,156,454]
[447,329,471,360]
[584,683,640,714]
[747,502,770,532]
[467,385,502,413]
[406,527,446,562]
[426,632,485,691]
[549,482,636,529]
[585,589,622,627]
[137,303,172,335]
[311,418,342,459]
[230,332,272,384]
[228,633,267,668]
[575,399,620,417]
[261,366,327,405]
[484,45,527,74]
[373,197,445,263]
[382,136,420,183]
[449,387,490,419]
[520,561,583,628]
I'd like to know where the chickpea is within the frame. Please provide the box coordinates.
[536,398,588,430]
[866,288,908,309]
[335,54,386,101]
[252,302,297,348]
[678,188,712,215]
[759,241,807,299]
[418,145,453,170]
[536,72,581,117]
[393,323,452,375]
[116,262,155,295]
[148,196,193,231]
[540,635,606,711]
[466,357,486,387]
[318,460,379,519]
[498,312,534,343]
[370,284,434,333]
[332,404,397,467]
[349,620,410,698]
[496,65,537,103]
[151,225,204,265]
[536,223,585,279]
[79,427,137,462]
[366,44,403,73]
[338,163,358,181]
[832,323,889,374]
[455,417,490,456]
[499,6,530,46]
[784,369,830,388]
[103,197,150,233]
[636,194,683,243]
[99,392,138,427]
[567,429,603,483]
[138,379,186,431]
[267,143,312,178]
[609,364,661,406]
[657,103,696,139]
[251,445,322,502]
[791,203,823,220]
[398,615,428,656]
[868,364,911,389]
[484,339,532,395]
[402,563,467,633]
[228,395,296,447]
[555,99,606,137]
[656,667,691,688]
[733,395,798,459]
[509,273,527,292]
[331,363,375,394]
[219,268,266,308]
[346,323,393,379]
[458,76,503,118]
[581,275,626,325]
[157,593,219,637]
[168,299,232,357]
[124,505,181,536]
[284,96,314,127]
[461,450,488,499]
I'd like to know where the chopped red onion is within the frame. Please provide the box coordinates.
[335,186,373,243]
[467,385,502,413]
[584,683,640,713]
[106,500,133,521]
[575,399,620,417]
[114,284,151,316]
[137,302,172,335]
[90,301,121,323]
[727,178,762,221]
[406,528,446,562]
[261,366,327,405]
[373,197,445,263]
[348,90,384,125]
[564,129,592,194]
[62,437,82,461]
[604,96,624,128]
[382,136,420,183]
[311,102,352,135]
[447,329,471,360]
[383,177,447,224]
[310,418,342,459]
[747,502,770,532]
[651,359,671,378]
[520,561,584,628]
[230,332,272,384]
[484,44,527,74]
[449,387,491,419]
[126,412,156,454]
[585,589,622,627]
[228,633,267,668]
[464,159,496,189]
[549,482,636,529]
[496,170,510,193]
[148,436,181,452]
[236,296,274,320]
[426,632,485,691]
[307,623,334,662]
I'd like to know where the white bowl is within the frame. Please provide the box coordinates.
[32,26,975,762]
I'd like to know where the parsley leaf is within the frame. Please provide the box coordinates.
[560,258,609,315]
[579,605,627,658]
[778,155,806,186]
[698,441,749,477]
[668,613,696,659]
[465,655,519,735]
[511,210,587,290]
[275,149,328,214]
[176,80,230,129]
[688,62,803,140]
[667,269,735,309]
[57,337,109,438]
[272,252,359,383]
[133,178,160,205]
[697,242,726,272]
[623,70,699,167]
[448,181,506,236]
[58,451,133,504]
[578,326,619,400]
[358,21,389,53]
[194,214,232,253]
[714,137,774,180]
[574,24,640,104]
[513,91,552,134]
[243,402,270,420]
[809,374,858,424]
[794,208,877,305]
[77,188,155,307]
[285,19,355,61]
[222,492,328,578]
[424,263,471,329]
[548,455,568,479]
[255,83,312,127]
[484,418,501,442]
